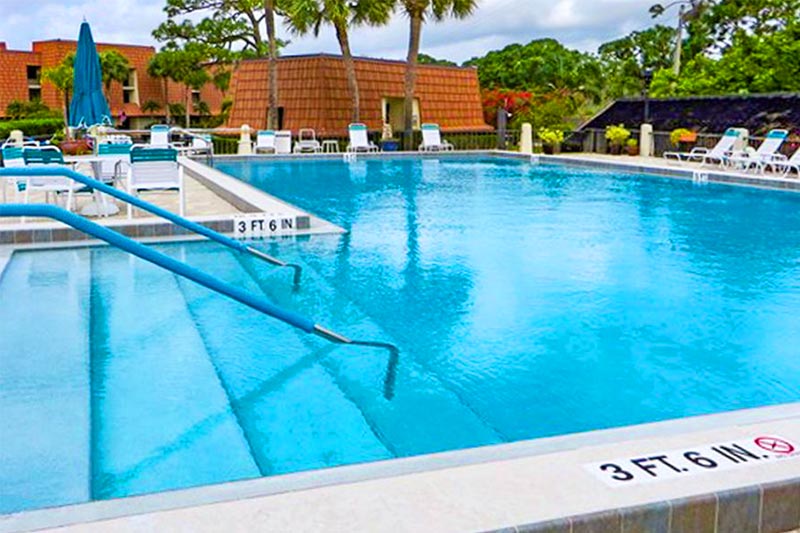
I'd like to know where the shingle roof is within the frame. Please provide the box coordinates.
[227,54,490,134]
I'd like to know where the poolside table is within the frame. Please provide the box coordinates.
[64,155,122,217]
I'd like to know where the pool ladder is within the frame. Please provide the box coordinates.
[0,168,400,399]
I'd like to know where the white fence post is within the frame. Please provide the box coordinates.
[238,124,253,155]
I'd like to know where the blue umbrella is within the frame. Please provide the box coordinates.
[69,21,111,128]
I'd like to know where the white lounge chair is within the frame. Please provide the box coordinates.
[294,129,322,153]
[664,128,741,166]
[419,123,454,152]
[769,146,800,177]
[255,130,276,154]
[149,124,172,147]
[725,129,788,172]
[127,145,184,218]
[347,123,378,153]
[21,146,85,211]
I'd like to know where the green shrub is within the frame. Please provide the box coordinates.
[5,100,61,120]
[605,124,631,146]
[0,118,65,139]
[538,127,564,146]
[670,128,695,146]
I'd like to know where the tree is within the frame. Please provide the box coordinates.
[599,25,675,98]
[99,50,132,100]
[283,0,394,123]
[399,0,479,149]
[154,0,288,129]
[141,100,163,114]
[41,53,75,128]
[418,53,456,66]
[264,0,280,129]
[154,0,282,59]
[148,45,211,127]
[465,39,603,101]
[147,51,174,123]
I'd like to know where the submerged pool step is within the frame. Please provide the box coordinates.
[235,245,504,458]
[88,248,260,500]
[161,243,393,476]
[0,250,92,514]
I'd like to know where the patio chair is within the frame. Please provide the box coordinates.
[663,128,741,166]
[149,124,172,147]
[347,123,379,153]
[294,129,322,153]
[96,142,132,185]
[419,123,454,152]
[21,146,86,211]
[127,145,184,218]
[1,146,26,203]
[255,130,276,154]
[724,129,788,172]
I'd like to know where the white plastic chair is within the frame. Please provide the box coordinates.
[149,124,172,147]
[127,145,184,218]
[663,128,741,166]
[769,146,800,177]
[347,123,378,153]
[294,129,322,153]
[96,142,132,185]
[419,124,454,152]
[255,130,276,154]
[22,146,85,211]
[725,129,788,172]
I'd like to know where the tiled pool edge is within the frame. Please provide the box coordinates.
[0,157,345,246]
[486,478,800,533]
[3,403,800,533]
[495,151,800,193]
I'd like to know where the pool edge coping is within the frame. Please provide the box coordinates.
[3,402,800,532]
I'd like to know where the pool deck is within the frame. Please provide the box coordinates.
[3,151,800,532]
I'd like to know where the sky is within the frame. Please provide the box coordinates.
[0,0,670,63]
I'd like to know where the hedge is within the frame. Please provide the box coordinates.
[0,118,65,140]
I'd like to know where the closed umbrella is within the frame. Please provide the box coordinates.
[69,21,111,128]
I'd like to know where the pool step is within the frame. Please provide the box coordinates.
[0,249,92,514]
[162,243,393,476]
[236,245,504,458]
[88,248,260,499]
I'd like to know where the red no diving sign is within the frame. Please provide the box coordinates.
[755,436,795,455]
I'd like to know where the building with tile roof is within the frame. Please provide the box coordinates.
[0,40,225,128]
[227,54,491,135]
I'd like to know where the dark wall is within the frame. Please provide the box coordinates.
[582,93,800,135]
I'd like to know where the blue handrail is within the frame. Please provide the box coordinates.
[0,203,399,398]
[0,166,302,285]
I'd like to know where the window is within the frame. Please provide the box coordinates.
[191,90,201,105]
[26,65,41,101]
[26,65,41,85]
[122,70,139,105]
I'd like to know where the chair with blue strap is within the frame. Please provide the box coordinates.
[96,142,132,185]
[22,146,86,211]
[127,144,184,218]
[1,146,26,202]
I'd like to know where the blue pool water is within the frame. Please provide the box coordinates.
[3,156,800,513]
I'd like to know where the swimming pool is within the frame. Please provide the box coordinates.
[3,156,800,514]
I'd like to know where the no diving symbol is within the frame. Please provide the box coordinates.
[754,437,795,455]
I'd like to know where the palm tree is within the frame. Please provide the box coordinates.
[283,0,394,124]
[99,50,132,101]
[148,52,173,124]
[399,0,478,149]
[264,0,280,130]
[41,53,75,138]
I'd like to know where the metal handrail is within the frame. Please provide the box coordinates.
[0,166,303,286]
[0,203,399,399]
